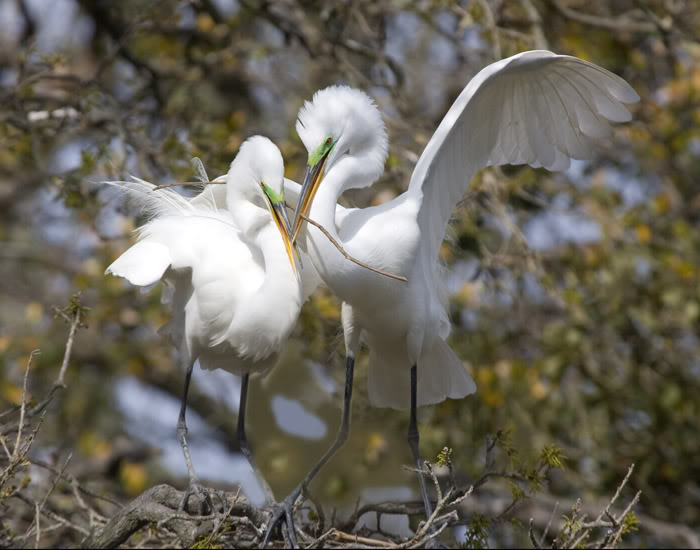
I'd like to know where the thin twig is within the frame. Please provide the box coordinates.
[302,483,325,535]
[30,459,122,508]
[593,464,634,524]
[307,527,336,549]
[299,214,408,283]
[332,529,396,547]
[529,518,540,548]
[151,177,408,283]
[569,524,591,549]
[24,454,73,545]
[14,350,39,457]
[550,0,656,32]
[610,491,641,547]
[405,518,451,548]
[55,306,81,388]
[40,454,73,512]
[152,180,224,191]
[542,501,558,545]
[152,174,227,191]
[23,297,86,421]
[521,0,548,49]
[0,435,11,459]
[34,501,40,549]
[14,492,90,536]
[201,487,239,547]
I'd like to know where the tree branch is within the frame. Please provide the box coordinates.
[80,484,267,549]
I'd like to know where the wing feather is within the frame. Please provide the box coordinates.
[105,174,257,347]
[407,49,638,288]
[105,241,172,286]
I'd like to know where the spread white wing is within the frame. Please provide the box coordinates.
[408,50,639,279]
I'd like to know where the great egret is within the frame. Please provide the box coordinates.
[291,50,639,523]
[105,136,306,514]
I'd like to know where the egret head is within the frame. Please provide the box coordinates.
[226,136,297,274]
[294,86,388,238]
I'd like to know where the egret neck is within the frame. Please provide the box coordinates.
[301,159,367,299]
[230,219,301,358]
[255,221,301,314]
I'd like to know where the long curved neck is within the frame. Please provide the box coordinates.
[229,220,301,354]
[254,222,300,308]
[226,187,299,303]
[304,162,352,279]
[309,185,341,238]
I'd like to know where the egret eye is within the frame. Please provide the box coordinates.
[325,137,332,145]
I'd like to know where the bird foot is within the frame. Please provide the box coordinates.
[178,478,219,516]
[262,490,300,548]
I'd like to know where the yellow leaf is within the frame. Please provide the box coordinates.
[477,368,494,385]
[495,360,512,378]
[364,431,388,465]
[457,282,480,305]
[531,380,549,400]
[93,440,113,461]
[120,462,148,495]
[439,242,454,262]
[230,110,247,129]
[127,358,143,375]
[635,224,651,243]
[1,383,24,406]
[366,432,387,454]
[652,194,671,215]
[82,258,102,277]
[583,245,600,266]
[312,293,340,321]
[25,302,43,323]
[484,389,503,408]
[196,13,215,32]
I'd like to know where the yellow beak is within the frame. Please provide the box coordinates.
[292,153,328,244]
[269,199,298,276]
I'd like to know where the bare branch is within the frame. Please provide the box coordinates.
[550,0,656,33]
[13,350,38,458]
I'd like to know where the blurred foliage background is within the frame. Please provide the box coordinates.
[1,0,699,547]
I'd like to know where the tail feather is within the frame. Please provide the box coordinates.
[368,338,476,410]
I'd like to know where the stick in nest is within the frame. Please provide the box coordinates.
[153,179,225,191]
[150,180,408,283]
[298,214,408,283]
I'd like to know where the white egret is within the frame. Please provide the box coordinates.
[290,50,639,524]
[105,136,306,515]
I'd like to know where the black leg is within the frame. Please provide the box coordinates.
[263,354,356,547]
[176,359,214,514]
[408,365,434,520]
[301,354,355,487]
[237,374,275,504]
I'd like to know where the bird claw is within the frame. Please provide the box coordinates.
[178,478,218,516]
[262,492,299,548]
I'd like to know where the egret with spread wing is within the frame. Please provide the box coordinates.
[290,51,639,523]
[105,136,305,515]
